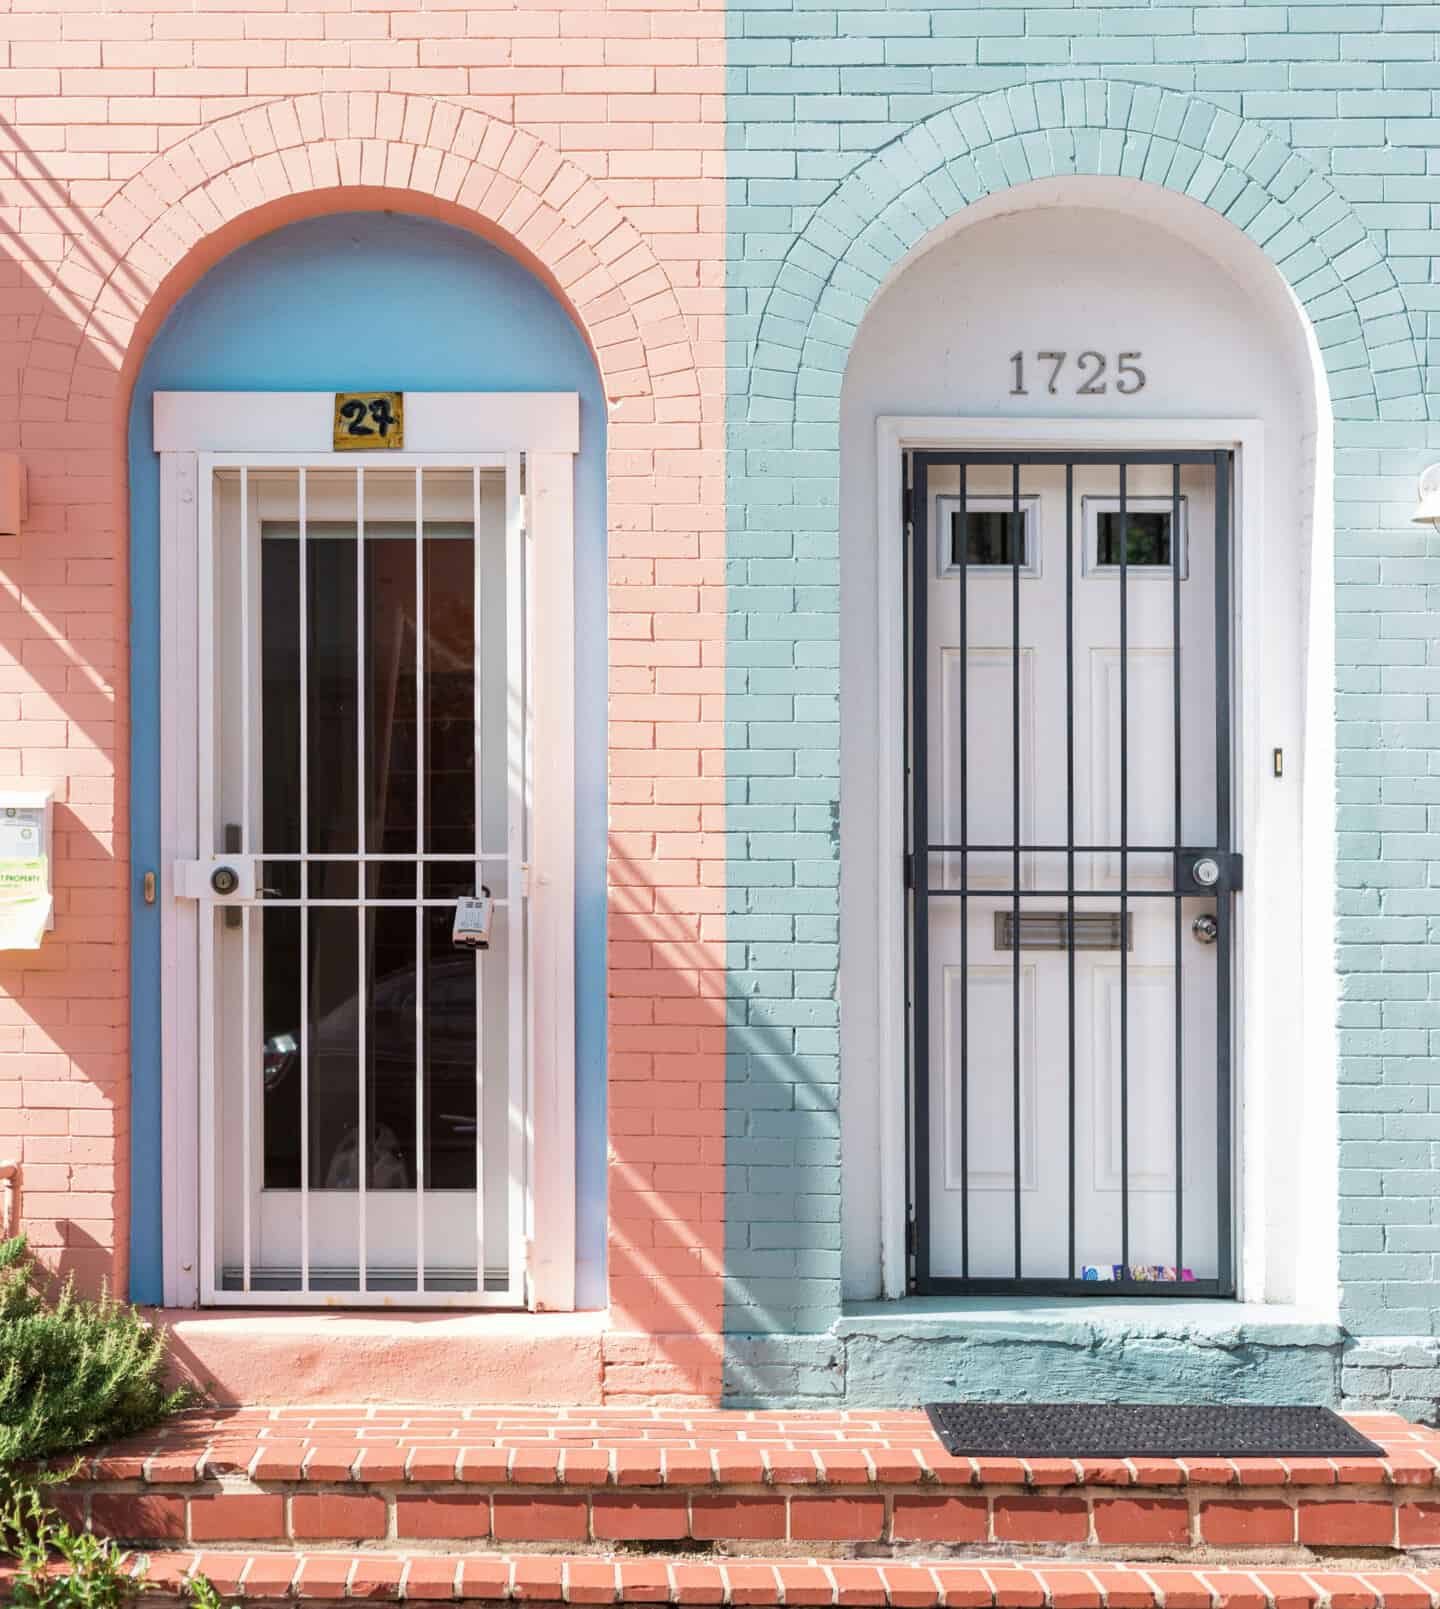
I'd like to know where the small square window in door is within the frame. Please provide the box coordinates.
[1098,511,1170,567]
[936,494,1041,576]
[1083,495,1190,577]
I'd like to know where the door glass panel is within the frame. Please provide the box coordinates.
[958,510,1027,568]
[1097,510,1171,567]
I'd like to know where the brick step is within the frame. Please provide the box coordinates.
[55,1411,1440,1560]
[25,1551,1440,1607]
[56,1476,1440,1556]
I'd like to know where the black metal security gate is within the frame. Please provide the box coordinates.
[906,450,1237,1297]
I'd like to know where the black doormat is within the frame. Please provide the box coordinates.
[924,1402,1385,1459]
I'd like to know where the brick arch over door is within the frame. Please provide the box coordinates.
[745,81,1425,425]
[720,82,1405,1367]
[8,93,727,1397]
[22,93,700,425]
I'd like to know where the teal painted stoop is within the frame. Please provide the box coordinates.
[724,1304,1440,1424]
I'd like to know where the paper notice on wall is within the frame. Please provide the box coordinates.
[0,856,50,950]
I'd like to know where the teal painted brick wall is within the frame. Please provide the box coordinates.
[724,0,1440,1390]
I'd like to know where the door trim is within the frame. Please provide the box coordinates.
[155,392,579,1310]
[153,392,579,455]
[872,416,1270,1302]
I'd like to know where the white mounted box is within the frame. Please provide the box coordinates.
[0,789,52,947]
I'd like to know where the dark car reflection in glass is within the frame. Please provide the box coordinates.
[261,955,479,1193]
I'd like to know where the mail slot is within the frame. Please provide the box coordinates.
[993,911,1133,952]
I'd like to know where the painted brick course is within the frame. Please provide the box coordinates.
[1,0,726,1398]
[722,0,1440,1393]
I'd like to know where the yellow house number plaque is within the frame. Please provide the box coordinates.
[333,391,404,450]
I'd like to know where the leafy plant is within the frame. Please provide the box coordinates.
[0,1478,141,1609]
[181,1576,223,1609]
[0,1235,187,1467]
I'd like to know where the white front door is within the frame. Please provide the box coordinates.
[157,392,580,1312]
[910,451,1236,1293]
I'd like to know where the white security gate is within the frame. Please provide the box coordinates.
[157,395,578,1309]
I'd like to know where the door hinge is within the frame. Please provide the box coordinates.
[903,487,913,526]
[904,851,913,890]
[905,1215,917,1258]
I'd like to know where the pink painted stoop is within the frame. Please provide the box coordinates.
[45,1409,1440,1605]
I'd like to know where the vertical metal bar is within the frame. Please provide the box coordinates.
[415,467,426,1294]
[240,467,251,852]
[1172,461,1184,1275]
[239,467,252,1294]
[241,902,253,1293]
[521,454,535,1299]
[1011,459,1022,1280]
[1065,462,1076,1280]
[1213,451,1234,1290]
[356,466,367,1294]
[196,461,216,1299]
[298,468,310,1295]
[957,462,969,1281]
[505,451,526,1299]
[911,456,932,1290]
[1119,462,1130,1274]
[472,464,486,1291]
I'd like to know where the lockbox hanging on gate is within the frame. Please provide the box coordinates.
[452,887,494,951]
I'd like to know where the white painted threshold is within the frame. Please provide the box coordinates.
[836,1298,1343,1345]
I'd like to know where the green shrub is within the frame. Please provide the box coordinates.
[0,1236,187,1467]
[0,1234,199,1607]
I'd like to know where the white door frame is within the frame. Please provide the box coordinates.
[155,392,579,1310]
[871,415,1288,1302]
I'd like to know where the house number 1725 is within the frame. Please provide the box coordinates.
[1009,351,1145,396]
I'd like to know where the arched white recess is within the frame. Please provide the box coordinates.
[840,176,1336,1312]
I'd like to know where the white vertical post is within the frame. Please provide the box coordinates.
[526,453,576,1310]
[472,465,486,1293]
[298,467,311,1294]
[239,467,252,1294]
[196,459,217,1301]
[505,451,525,1302]
[356,465,368,1293]
[415,466,426,1293]
[160,450,201,1307]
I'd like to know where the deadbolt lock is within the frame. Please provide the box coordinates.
[1174,849,1243,893]
[210,865,241,897]
[1192,914,1218,945]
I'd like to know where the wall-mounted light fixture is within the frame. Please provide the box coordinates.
[1412,464,1440,532]
[0,457,24,538]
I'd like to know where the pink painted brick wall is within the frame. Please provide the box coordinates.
[0,0,725,1396]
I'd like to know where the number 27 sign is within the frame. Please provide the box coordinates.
[333,391,404,450]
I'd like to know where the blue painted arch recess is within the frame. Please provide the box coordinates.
[128,210,608,1307]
